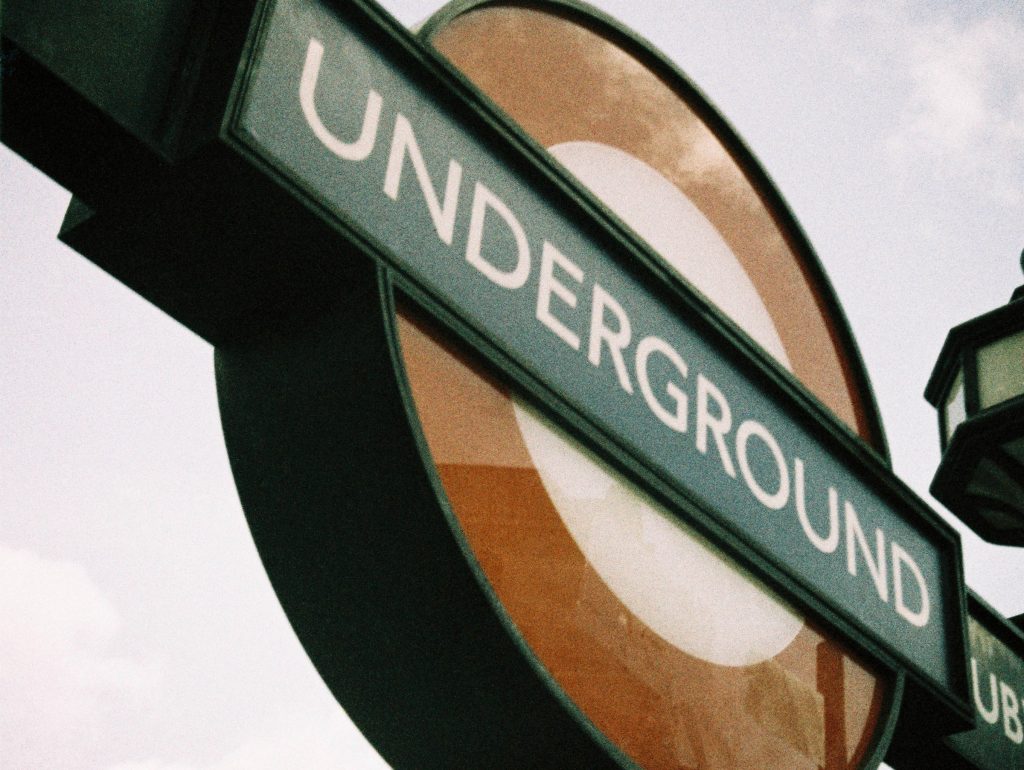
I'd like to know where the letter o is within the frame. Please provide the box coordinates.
[736,420,790,510]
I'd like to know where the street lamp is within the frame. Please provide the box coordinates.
[926,251,1024,545]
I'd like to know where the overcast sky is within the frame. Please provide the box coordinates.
[3,1,1023,768]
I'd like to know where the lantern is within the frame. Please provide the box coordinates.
[926,251,1024,545]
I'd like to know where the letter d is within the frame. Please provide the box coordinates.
[892,542,929,628]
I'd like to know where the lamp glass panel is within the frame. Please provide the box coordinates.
[944,367,966,443]
[978,328,1024,409]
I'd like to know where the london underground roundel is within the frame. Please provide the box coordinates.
[402,2,894,767]
[216,1,901,769]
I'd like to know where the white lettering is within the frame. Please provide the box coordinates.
[695,374,736,478]
[383,113,463,245]
[536,242,582,350]
[736,420,789,510]
[635,336,688,433]
[845,501,888,604]
[793,458,840,553]
[300,39,382,162]
[587,284,634,394]
[970,658,1024,744]
[465,182,531,289]
[891,542,930,628]
[1002,681,1024,744]
[972,658,1001,724]
[296,56,939,634]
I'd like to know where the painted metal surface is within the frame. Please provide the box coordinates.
[395,302,892,768]
[228,0,968,716]
[945,596,1024,768]
[398,5,896,767]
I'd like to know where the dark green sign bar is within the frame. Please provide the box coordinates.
[227,0,968,719]
[944,595,1024,768]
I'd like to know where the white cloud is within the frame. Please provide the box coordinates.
[0,544,161,766]
[888,11,1024,204]
[811,0,895,34]
[810,2,1024,206]
[896,15,1023,143]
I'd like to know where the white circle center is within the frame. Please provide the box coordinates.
[512,142,802,667]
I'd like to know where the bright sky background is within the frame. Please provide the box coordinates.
[2,1,1022,768]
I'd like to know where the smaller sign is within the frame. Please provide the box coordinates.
[940,594,1024,769]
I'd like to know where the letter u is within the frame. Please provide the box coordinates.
[971,658,1001,724]
[794,458,839,553]
[300,38,383,161]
